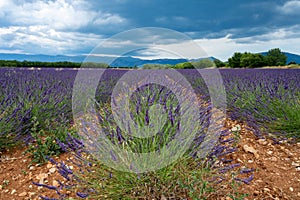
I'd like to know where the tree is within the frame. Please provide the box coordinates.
[240,53,266,68]
[265,48,287,66]
[173,62,193,69]
[228,52,243,68]
[214,59,226,68]
[192,59,215,69]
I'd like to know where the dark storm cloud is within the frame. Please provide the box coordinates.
[0,0,300,56]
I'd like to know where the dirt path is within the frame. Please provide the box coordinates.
[0,122,299,200]
[232,127,300,199]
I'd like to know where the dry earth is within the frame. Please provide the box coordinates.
[0,121,299,200]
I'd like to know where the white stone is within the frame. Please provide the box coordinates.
[49,167,56,174]
[18,192,27,197]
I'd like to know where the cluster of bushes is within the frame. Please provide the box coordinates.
[141,48,296,69]
[0,60,112,68]
[142,59,217,69]
[0,60,82,68]
[227,48,287,68]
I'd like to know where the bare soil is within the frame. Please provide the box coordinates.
[0,121,299,200]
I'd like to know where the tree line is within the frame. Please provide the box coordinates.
[227,48,287,68]
[0,60,112,68]
[141,48,292,69]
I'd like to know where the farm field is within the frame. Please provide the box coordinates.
[0,68,300,199]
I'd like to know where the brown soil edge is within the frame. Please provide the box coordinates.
[0,120,299,200]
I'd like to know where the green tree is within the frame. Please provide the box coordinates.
[214,59,226,68]
[191,59,215,69]
[265,48,287,66]
[173,62,194,69]
[240,53,266,68]
[228,52,243,68]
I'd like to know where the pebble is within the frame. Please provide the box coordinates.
[11,189,17,195]
[36,173,48,184]
[270,157,277,162]
[289,187,294,192]
[46,163,53,169]
[243,145,259,158]
[18,192,27,197]
[28,185,33,189]
[29,166,35,171]
[28,192,36,197]
[258,139,268,145]
[267,150,273,155]
[53,180,60,187]
[49,167,56,174]
[263,188,270,193]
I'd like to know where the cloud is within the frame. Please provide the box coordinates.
[0,0,127,54]
[234,25,300,43]
[195,28,300,61]
[278,0,300,15]
[1,0,300,59]
[0,25,103,55]
[0,0,126,30]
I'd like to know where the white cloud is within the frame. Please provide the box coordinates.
[0,0,126,30]
[0,49,25,54]
[94,13,125,25]
[0,25,103,54]
[278,0,300,15]
[136,27,300,61]
[195,29,300,61]
[0,0,126,55]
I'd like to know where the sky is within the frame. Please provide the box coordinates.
[1,0,300,61]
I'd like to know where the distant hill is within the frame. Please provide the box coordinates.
[110,57,188,67]
[188,56,218,62]
[0,53,86,63]
[0,53,216,67]
[260,52,300,64]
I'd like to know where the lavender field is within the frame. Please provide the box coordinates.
[0,68,299,199]
[1,68,299,146]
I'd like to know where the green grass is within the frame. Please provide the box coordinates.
[72,156,216,199]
